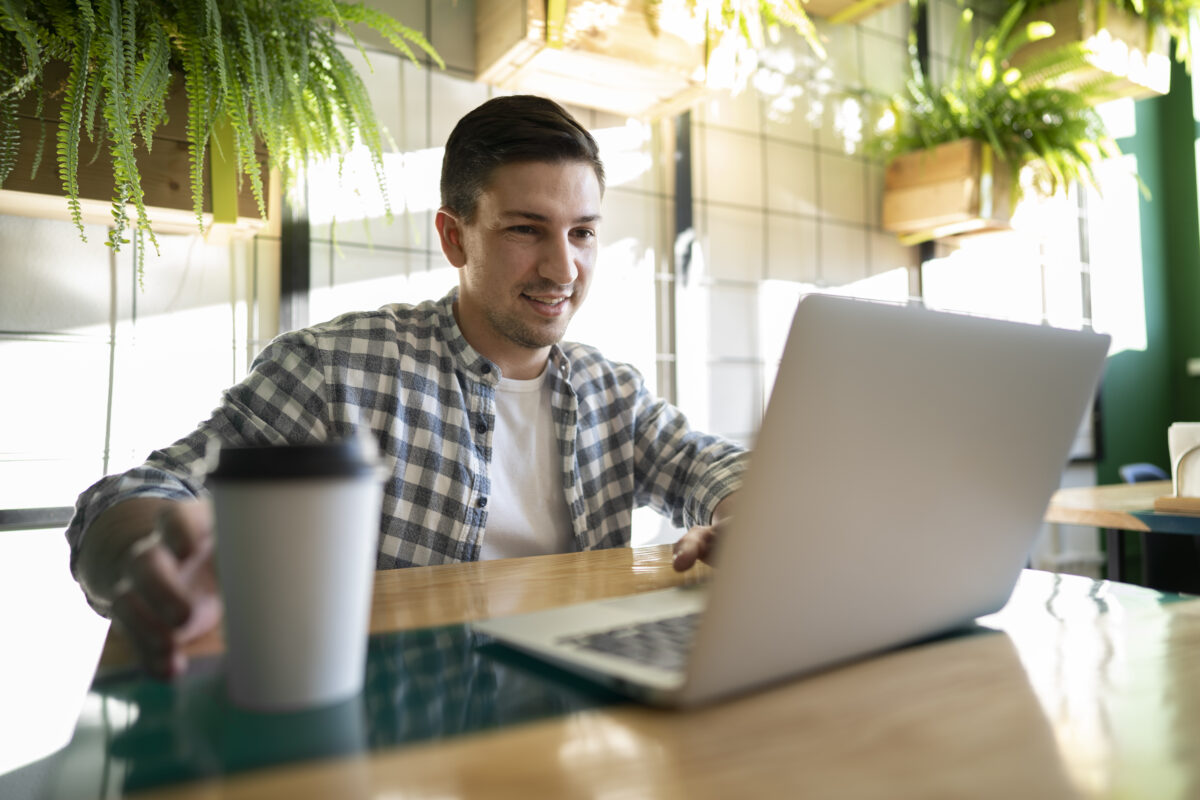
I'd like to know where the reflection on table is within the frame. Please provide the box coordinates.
[44,546,1200,799]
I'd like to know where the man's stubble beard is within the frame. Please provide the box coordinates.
[484,299,570,350]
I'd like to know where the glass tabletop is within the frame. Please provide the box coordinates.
[44,624,621,799]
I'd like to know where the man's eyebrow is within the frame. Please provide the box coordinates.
[499,210,602,225]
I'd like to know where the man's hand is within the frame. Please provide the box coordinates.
[672,495,735,572]
[79,498,222,679]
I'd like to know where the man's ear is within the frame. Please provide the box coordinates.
[435,208,467,268]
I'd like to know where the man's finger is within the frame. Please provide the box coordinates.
[673,530,706,571]
[126,542,195,629]
[672,540,696,571]
[673,524,722,572]
[111,589,177,677]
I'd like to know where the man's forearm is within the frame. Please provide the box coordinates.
[76,497,179,614]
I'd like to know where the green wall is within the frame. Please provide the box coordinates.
[1098,57,1200,485]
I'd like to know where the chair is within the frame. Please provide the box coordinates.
[1118,462,1200,594]
[1118,462,1168,484]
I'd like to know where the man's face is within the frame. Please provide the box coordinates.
[437,160,602,379]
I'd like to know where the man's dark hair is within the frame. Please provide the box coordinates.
[440,95,605,221]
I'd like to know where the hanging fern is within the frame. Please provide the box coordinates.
[869,0,1121,199]
[0,0,442,276]
[56,0,93,236]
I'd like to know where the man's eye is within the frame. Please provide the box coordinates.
[573,228,596,239]
[510,225,537,235]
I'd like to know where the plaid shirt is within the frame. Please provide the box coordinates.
[68,289,746,578]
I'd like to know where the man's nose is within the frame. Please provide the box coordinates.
[539,235,578,285]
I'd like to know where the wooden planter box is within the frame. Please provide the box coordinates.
[882,139,1014,244]
[1,61,269,234]
[1015,0,1170,100]
[476,0,709,119]
[805,0,905,25]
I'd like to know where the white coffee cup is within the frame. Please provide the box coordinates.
[207,437,383,711]
[1168,423,1200,497]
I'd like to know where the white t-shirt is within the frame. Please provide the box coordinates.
[478,367,576,560]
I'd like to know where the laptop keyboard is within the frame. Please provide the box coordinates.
[560,612,701,673]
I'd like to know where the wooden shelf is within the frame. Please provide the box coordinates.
[475,0,709,119]
[5,61,269,234]
[883,139,1013,245]
[1015,0,1171,100]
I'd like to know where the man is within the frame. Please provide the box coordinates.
[67,95,745,679]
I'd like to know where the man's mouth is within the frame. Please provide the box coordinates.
[524,294,569,306]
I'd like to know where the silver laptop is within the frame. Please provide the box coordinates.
[473,293,1110,707]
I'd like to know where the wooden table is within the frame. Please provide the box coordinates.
[1044,480,1169,532]
[47,545,1200,799]
[1045,480,1200,583]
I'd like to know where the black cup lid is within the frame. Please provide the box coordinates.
[207,438,378,481]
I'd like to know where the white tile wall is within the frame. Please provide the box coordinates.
[396,60,434,151]
[708,362,762,440]
[700,205,765,282]
[814,19,863,87]
[764,141,820,217]
[346,43,406,146]
[590,118,663,195]
[762,96,819,146]
[254,236,282,350]
[589,187,662,264]
[695,89,762,136]
[868,229,918,276]
[683,4,920,448]
[341,0,427,57]
[817,150,867,224]
[861,28,912,96]
[313,243,421,323]
[861,1,911,37]
[109,233,258,474]
[819,221,871,286]
[428,71,492,147]
[767,213,820,283]
[864,161,886,229]
[926,0,964,60]
[0,216,114,335]
[569,187,661,378]
[0,219,268,508]
[428,0,477,72]
[698,127,764,209]
[405,264,459,303]
[706,285,760,360]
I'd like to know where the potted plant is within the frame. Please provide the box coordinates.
[1013,0,1193,99]
[872,1,1121,244]
[0,1,441,272]
[475,0,830,118]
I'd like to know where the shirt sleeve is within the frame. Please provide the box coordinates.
[65,330,332,582]
[630,379,748,531]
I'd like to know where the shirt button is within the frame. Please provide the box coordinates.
[480,364,491,374]
[476,420,488,434]
[478,497,488,508]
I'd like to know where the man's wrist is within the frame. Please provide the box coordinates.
[76,498,174,615]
